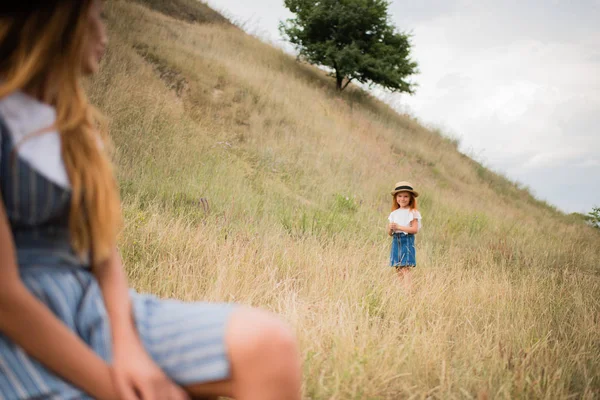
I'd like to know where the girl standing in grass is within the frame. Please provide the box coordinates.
[387,181,422,284]
[0,1,301,399]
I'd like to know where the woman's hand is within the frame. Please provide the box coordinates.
[111,339,190,400]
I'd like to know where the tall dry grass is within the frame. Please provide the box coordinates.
[89,1,600,398]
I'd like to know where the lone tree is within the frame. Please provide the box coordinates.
[280,0,418,93]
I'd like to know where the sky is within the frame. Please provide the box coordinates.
[207,0,600,214]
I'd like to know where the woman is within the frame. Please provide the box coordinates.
[0,1,301,399]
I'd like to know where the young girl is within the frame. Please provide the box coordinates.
[0,1,301,399]
[387,181,422,282]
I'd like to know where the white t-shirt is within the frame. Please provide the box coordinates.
[388,208,422,233]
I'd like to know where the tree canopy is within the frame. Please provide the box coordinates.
[280,0,418,93]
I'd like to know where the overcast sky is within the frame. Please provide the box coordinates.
[207,0,599,214]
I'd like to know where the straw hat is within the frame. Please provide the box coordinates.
[390,181,419,197]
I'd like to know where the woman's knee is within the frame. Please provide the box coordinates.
[226,307,300,374]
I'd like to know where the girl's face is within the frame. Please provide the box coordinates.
[82,0,107,75]
[396,192,411,208]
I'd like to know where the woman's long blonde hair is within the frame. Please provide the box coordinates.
[0,1,121,265]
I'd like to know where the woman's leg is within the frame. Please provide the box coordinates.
[184,307,302,400]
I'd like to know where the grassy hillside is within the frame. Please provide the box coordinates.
[92,1,600,398]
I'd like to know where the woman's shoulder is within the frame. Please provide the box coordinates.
[410,209,422,218]
[0,90,56,122]
[0,92,69,188]
[0,91,58,144]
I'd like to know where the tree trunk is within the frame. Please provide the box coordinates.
[332,60,343,91]
[335,68,343,91]
[341,77,354,91]
[332,60,352,91]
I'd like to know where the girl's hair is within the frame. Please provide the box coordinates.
[0,1,122,265]
[391,192,418,212]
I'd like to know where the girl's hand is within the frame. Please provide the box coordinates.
[111,339,190,400]
[389,223,399,231]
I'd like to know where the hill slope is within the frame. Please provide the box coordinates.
[92,1,600,398]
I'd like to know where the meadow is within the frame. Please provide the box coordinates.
[91,1,600,398]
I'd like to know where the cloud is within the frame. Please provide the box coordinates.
[576,159,600,168]
[523,151,588,169]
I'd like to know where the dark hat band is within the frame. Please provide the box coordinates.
[1,0,71,16]
[394,185,413,191]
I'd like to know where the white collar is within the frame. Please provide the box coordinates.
[0,91,71,189]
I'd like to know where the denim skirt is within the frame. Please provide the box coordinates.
[390,233,416,267]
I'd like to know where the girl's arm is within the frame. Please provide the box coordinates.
[394,219,419,234]
[0,201,117,400]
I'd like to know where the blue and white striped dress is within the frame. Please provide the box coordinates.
[0,91,235,399]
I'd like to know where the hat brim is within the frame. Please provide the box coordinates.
[391,189,419,197]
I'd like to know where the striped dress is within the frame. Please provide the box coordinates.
[0,91,235,399]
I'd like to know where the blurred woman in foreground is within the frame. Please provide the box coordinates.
[0,1,301,398]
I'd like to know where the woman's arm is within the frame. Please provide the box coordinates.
[93,250,138,352]
[94,249,189,400]
[0,201,117,400]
